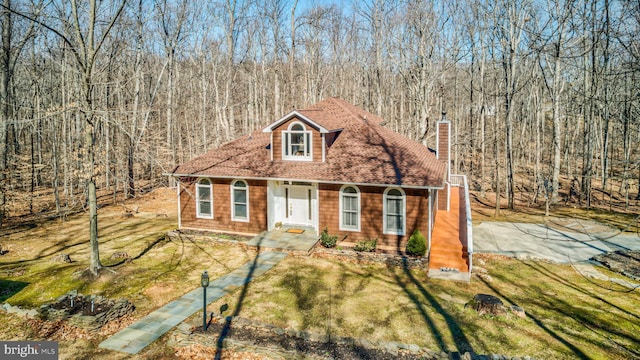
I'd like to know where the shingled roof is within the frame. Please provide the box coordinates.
[172,97,446,188]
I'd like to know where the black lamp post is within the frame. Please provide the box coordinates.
[201,270,209,331]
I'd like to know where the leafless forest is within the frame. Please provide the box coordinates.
[1,0,639,223]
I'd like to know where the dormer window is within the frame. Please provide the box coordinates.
[283,122,312,161]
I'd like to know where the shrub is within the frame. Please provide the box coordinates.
[406,229,427,256]
[320,227,338,248]
[354,238,377,252]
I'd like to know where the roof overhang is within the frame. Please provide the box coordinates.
[262,111,329,133]
[166,172,445,190]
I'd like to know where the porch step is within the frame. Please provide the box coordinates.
[427,268,471,282]
[429,253,469,272]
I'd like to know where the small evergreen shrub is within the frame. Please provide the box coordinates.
[354,238,377,252]
[406,229,427,256]
[320,227,338,248]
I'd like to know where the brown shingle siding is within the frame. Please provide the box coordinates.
[319,184,430,253]
[179,178,268,234]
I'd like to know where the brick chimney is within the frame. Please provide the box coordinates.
[436,112,450,211]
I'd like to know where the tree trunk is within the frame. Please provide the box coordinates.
[88,178,101,275]
[0,0,11,225]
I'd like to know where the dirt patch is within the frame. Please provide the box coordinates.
[592,251,640,281]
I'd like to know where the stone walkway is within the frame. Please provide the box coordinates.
[98,251,288,355]
[247,226,318,253]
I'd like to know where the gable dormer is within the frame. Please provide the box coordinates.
[263,111,329,163]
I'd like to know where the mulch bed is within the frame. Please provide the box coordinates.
[592,250,640,281]
[196,318,438,360]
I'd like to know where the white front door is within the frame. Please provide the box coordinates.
[287,185,312,226]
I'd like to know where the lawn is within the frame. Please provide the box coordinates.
[0,189,256,359]
[0,188,638,359]
[207,255,640,359]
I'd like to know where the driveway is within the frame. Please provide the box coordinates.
[473,220,640,263]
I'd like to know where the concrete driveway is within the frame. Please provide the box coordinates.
[473,221,640,263]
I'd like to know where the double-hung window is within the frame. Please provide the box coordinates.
[283,122,312,160]
[231,180,249,221]
[340,185,360,231]
[384,188,405,235]
[196,178,213,219]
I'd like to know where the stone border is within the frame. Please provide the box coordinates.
[168,314,534,360]
[168,230,428,269]
[312,246,427,269]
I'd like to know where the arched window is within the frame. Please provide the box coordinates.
[231,180,249,221]
[383,188,405,235]
[196,178,213,219]
[283,121,312,160]
[340,185,360,231]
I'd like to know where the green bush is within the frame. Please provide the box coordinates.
[354,238,377,252]
[406,229,427,256]
[320,227,338,248]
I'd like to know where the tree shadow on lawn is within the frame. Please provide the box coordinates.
[477,270,591,359]
[523,261,640,322]
[213,239,264,360]
[0,280,29,303]
[392,257,476,358]
[104,234,168,267]
[513,261,640,358]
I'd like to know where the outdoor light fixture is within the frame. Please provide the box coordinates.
[201,270,210,287]
[201,270,209,331]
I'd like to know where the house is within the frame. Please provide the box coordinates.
[171,97,472,278]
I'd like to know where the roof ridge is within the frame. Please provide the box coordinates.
[328,97,365,124]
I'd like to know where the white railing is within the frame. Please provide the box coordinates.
[450,174,473,274]
[450,174,463,186]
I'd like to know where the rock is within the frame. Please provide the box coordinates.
[509,305,526,318]
[109,251,129,259]
[384,341,399,355]
[476,258,486,266]
[51,253,72,263]
[177,323,193,334]
[477,273,493,282]
[354,338,374,350]
[461,352,472,360]
[465,294,506,316]
[474,266,488,274]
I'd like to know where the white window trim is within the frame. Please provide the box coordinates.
[231,179,250,222]
[282,121,313,161]
[383,187,406,236]
[196,178,213,219]
[339,184,360,232]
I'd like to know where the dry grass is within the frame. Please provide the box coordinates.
[0,188,256,359]
[206,255,640,359]
[470,191,640,235]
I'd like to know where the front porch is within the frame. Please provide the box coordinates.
[247,226,319,255]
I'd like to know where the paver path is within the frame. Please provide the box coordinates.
[99,251,287,355]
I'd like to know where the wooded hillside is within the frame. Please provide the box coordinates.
[1,0,639,222]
